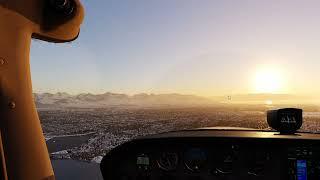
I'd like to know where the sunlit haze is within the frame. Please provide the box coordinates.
[253,66,287,94]
[30,0,320,98]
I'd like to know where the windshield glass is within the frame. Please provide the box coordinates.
[30,0,320,177]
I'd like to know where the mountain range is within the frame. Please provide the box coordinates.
[33,92,317,108]
[33,92,214,108]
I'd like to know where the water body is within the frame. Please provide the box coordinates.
[47,133,103,179]
[46,133,94,153]
[52,160,103,180]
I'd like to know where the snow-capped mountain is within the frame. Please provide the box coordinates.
[34,92,314,109]
[33,92,214,108]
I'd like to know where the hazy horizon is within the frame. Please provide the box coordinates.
[33,91,320,106]
[32,90,320,99]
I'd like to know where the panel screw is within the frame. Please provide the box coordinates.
[8,102,16,109]
[0,58,5,65]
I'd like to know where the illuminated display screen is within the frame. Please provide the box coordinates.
[297,160,307,180]
[137,156,150,165]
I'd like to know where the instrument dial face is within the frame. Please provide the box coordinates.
[247,151,270,177]
[213,145,239,175]
[157,152,179,171]
[184,148,207,172]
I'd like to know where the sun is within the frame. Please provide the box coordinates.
[253,67,285,93]
[265,100,273,105]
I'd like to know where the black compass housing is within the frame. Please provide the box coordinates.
[267,108,303,134]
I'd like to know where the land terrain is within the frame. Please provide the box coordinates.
[37,93,320,162]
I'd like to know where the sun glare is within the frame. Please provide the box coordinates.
[265,100,273,105]
[254,67,285,94]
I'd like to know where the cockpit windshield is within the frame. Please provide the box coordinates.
[29,1,320,179]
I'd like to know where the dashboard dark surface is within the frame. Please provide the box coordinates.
[101,129,320,180]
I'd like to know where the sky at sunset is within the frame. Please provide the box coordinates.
[30,0,320,97]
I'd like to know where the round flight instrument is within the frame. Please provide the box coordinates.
[184,148,207,172]
[157,152,179,171]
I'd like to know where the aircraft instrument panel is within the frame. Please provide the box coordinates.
[100,129,320,180]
